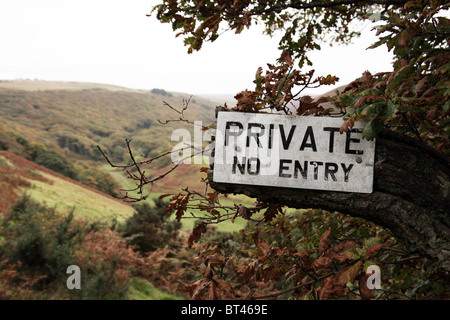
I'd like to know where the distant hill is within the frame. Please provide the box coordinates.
[0,79,145,92]
[0,80,219,159]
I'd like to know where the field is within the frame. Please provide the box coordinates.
[0,151,134,220]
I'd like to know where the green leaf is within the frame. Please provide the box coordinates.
[368,34,391,49]
[338,94,358,107]
[362,118,382,140]
[247,249,263,257]
[384,101,398,119]
[360,89,380,96]
[443,100,450,113]
[303,289,315,300]
[388,66,413,90]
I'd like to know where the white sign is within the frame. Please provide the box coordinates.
[213,112,375,193]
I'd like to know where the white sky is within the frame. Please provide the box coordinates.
[0,0,394,96]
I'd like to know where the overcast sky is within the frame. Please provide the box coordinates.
[0,0,394,96]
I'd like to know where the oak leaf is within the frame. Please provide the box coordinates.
[365,243,386,258]
[311,256,332,269]
[358,272,375,300]
[237,204,252,220]
[207,282,219,300]
[281,50,293,66]
[319,228,332,253]
[188,222,207,248]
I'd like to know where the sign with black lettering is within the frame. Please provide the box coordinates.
[213,112,376,193]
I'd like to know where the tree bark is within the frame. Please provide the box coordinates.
[209,128,450,271]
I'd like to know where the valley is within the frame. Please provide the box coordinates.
[0,79,250,300]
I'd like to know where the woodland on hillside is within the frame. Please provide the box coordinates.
[0,87,219,299]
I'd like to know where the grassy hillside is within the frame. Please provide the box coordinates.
[0,80,223,197]
[0,80,254,228]
[0,83,217,161]
[0,151,134,222]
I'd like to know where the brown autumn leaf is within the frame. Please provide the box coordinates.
[339,118,355,134]
[326,240,358,263]
[169,192,182,201]
[175,207,185,222]
[194,241,214,253]
[294,249,313,263]
[173,194,190,222]
[358,272,375,300]
[374,80,387,89]
[281,50,293,66]
[429,53,449,69]
[319,228,332,253]
[398,26,420,47]
[207,282,219,300]
[239,260,258,282]
[297,95,318,115]
[328,240,358,253]
[234,89,256,108]
[311,256,332,269]
[334,261,362,287]
[365,243,386,258]
[318,277,346,300]
[343,79,363,92]
[252,232,271,256]
[207,192,218,203]
[215,279,235,298]
[237,204,252,220]
[205,255,223,268]
[361,71,374,87]
[188,222,207,248]
[255,66,263,78]
[204,263,213,278]
[414,76,429,97]
[353,94,378,109]
[386,64,408,86]
[426,109,437,121]
[421,87,436,98]
[317,74,340,85]
[264,204,282,222]
[191,278,210,300]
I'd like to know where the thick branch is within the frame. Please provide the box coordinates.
[288,0,408,10]
[209,130,450,271]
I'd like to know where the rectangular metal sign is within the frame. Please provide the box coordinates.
[213,112,375,193]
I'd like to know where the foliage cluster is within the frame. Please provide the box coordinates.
[22,140,79,180]
[76,166,121,197]
[0,133,120,197]
[152,0,449,153]
[0,195,90,298]
[0,195,192,300]
[186,209,449,300]
[336,1,449,152]
[151,88,173,97]
[119,199,182,253]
